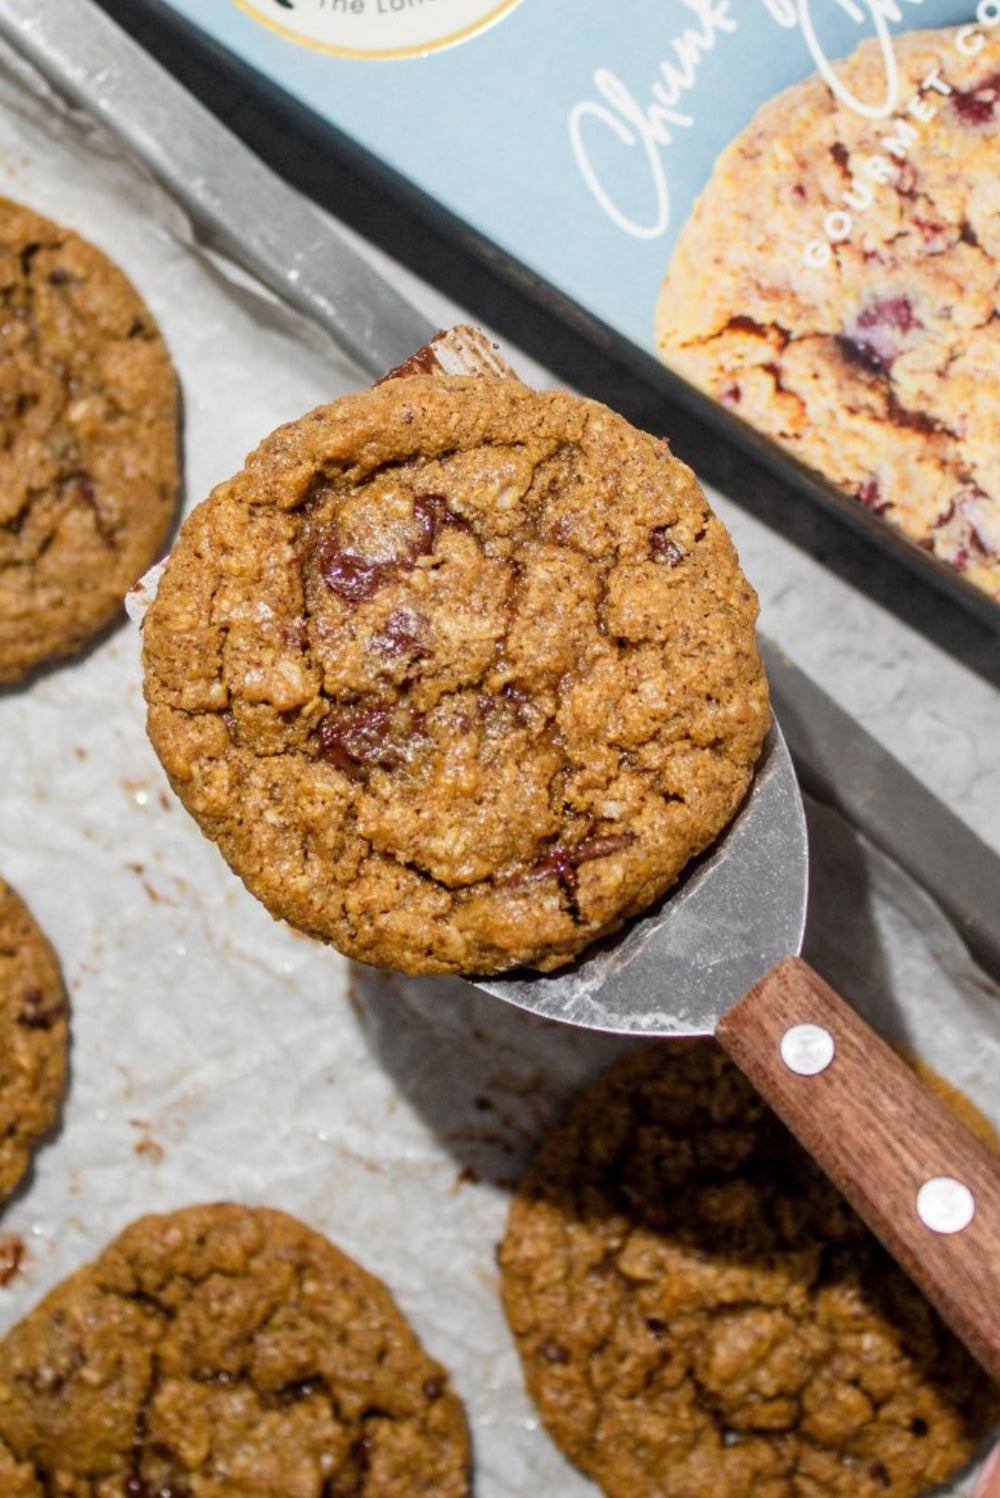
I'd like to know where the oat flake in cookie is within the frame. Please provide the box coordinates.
[0,1203,470,1496]
[142,374,768,975]
[0,197,179,683]
[499,1041,999,1498]
[656,27,1000,602]
[0,876,68,1204]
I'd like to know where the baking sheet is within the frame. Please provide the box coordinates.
[0,38,998,1496]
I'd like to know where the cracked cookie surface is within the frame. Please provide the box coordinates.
[656,27,1000,602]
[0,1202,470,1497]
[0,197,179,682]
[499,1040,999,1498]
[141,374,767,975]
[0,876,67,1205]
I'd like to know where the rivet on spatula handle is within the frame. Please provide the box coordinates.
[716,955,1000,1384]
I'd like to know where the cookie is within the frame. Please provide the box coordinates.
[0,876,68,1204]
[141,373,768,975]
[500,1040,999,1498]
[656,26,1000,603]
[0,1202,470,1496]
[0,197,179,683]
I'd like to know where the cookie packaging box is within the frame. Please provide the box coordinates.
[103,0,1000,624]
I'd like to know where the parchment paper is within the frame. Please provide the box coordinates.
[0,39,997,1496]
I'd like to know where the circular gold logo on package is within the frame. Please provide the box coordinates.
[232,0,526,60]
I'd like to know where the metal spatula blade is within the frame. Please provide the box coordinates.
[479,724,808,1036]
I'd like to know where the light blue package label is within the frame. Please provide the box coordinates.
[155,0,1000,609]
[158,0,980,350]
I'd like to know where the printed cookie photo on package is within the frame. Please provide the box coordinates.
[655,19,1000,605]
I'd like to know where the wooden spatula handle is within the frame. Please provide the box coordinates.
[716,955,1000,1384]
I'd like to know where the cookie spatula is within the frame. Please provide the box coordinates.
[13,0,1000,1385]
[408,331,1000,1387]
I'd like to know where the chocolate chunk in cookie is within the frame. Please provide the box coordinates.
[0,876,68,1204]
[0,197,179,682]
[500,1040,999,1498]
[142,374,767,975]
[0,1203,470,1496]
